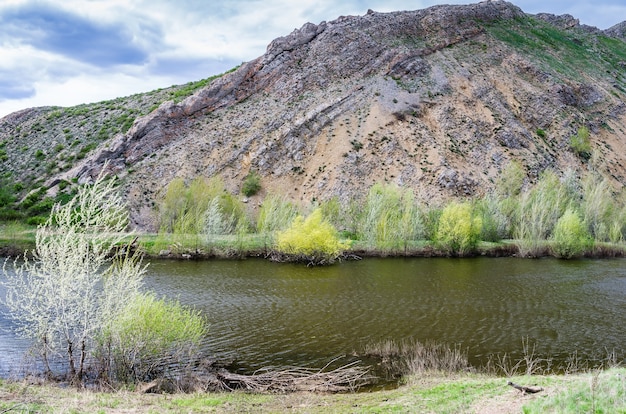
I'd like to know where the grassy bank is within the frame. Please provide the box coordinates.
[1,368,625,413]
[1,228,625,260]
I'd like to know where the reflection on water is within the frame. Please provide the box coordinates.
[2,257,626,375]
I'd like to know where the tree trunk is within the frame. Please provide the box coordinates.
[67,341,77,383]
[41,334,52,379]
[78,339,86,383]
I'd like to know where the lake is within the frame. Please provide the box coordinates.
[1,257,625,377]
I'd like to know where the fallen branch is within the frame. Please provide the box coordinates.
[507,381,543,394]
[214,359,373,393]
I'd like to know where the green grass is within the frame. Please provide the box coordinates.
[523,368,626,413]
[2,228,624,260]
[485,16,626,85]
[1,369,625,413]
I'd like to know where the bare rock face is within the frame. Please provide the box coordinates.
[606,21,626,39]
[4,1,626,230]
[534,13,579,29]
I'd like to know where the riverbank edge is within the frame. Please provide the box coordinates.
[2,233,625,260]
[1,368,625,413]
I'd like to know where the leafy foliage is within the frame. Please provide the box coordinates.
[436,202,482,255]
[275,208,349,264]
[107,293,208,383]
[2,168,145,384]
[256,194,300,248]
[241,171,261,197]
[515,171,571,257]
[359,184,423,252]
[569,126,592,160]
[552,208,591,258]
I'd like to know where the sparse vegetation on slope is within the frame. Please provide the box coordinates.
[0,73,232,223]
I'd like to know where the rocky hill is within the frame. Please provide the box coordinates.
[1,0,626,230]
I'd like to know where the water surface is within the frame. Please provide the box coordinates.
[144,257,626,371]
[2,257,625,376]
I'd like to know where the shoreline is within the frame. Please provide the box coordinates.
[1,368,625,413]
[2,234,626,260]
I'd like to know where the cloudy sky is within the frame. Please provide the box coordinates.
[0,0,624,118]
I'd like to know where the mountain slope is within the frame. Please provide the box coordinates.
[2,1,626,230]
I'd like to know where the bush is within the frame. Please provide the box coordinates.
[358,183,423,252]
[107,293,208,383]
[257,195,299,233]
[476,194,508,242]
[242,171,261,197]
[275,208,349,264]
[570,126,591,160]
[552,208,591,258]
[436,201,482,255]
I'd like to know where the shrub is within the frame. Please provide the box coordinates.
[275,208,349,264]
[107,293,208,383]
[436,201,482,255]
[552,208,591,258]
[515,171,571,257]
[257,194,300,245]
[476,194,509,242]
[242,171,261,197]
[496,161,525,198]
[358,184,423,252]
[570,126,591,160]
[2,168,145,384]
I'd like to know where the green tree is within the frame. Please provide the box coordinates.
[552,208,591,258]
[515,171,571,257]
[581,174,615,242]
[159,176,247,252]
[496,160,525,198]
[275,208,349,264]
[436,201,482,255]
[359,184,423,252]
[256,194,300,250]
[476,193,509,242]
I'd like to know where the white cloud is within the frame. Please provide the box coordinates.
[0,0,624,118]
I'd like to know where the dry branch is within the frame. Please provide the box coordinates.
[507,381,543,394]
[213,360,372,393]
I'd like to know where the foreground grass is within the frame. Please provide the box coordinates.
[1,368,625,413]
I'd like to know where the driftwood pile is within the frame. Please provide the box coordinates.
[215,361,372,392]
[139,359,373,394]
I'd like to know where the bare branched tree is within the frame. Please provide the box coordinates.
[2,167,145,384]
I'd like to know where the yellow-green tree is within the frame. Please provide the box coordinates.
[275,208,349,264]
[552,208,591,258]
[436,201,482,255]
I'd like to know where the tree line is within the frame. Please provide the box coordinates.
[156,161,626,263]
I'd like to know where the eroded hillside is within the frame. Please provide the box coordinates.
[2,1,626,230]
